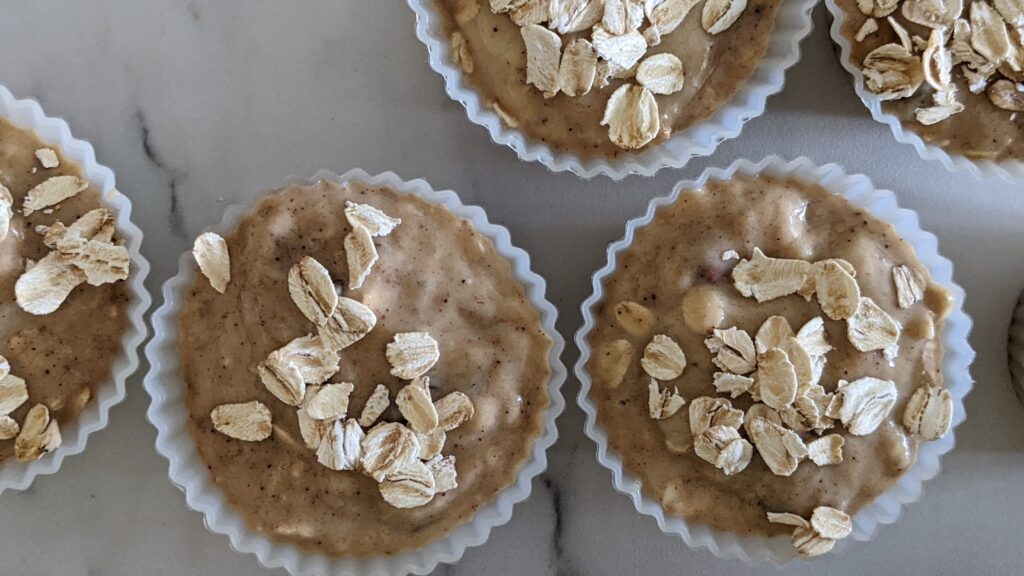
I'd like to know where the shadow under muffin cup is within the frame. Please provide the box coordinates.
[574,156,975,565]
[143,169,565,575]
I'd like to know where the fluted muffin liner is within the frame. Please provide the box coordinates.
[407,0,816,179]
[825,0,1024,182]
[143,168,566,575]
[0,85,152,494]
[574,155,975,564]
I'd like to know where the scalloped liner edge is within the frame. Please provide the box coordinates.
[573,155,975,565]
[143,168,567,576]
[0,85,152,494]
[406,0,816,179]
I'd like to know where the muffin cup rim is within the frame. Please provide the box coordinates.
[142,168,567,576]
[573,154,976,565]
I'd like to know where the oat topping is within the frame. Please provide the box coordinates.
[702,0,747,34]
[705,326,757,374]
[288,256,338,327]
[903,383,953,439]
[858,0,900,17]
[344,222,378,290]
[0,183,12,241]
[863,43,925,100]
[451,31,475,74]
[559,38,600,96]
[603,0,645,34]
[713,372,754,398]
[14,208,128,314]
[855,17,880,40]
[193,232,231,294]
[858,0,1024,127]
[731,248,812,302]
[297,409,331,450]
[14,252,86,315]
[649,0,701,34]
[435,391,475,431]
[846,296,901,354]
[387,332,441,380]
[319,297,377,350]
[34,148,59,169]
[523,23,564,96]
[754,315,794,354]
[480,0,749,149]
[766,511,809,527]
[689,396,744,435]
[594,339,634,388]
[302,382,354,421]
[0,416,18,440]
[22,175,87,216]
[416,427,447,461]
[0,373,28,416]
[380,460,437,508]
[834,376,898,435]
[892,264,926,308]
[614,300,656,337]
[756,348,799,410]
[427,454,458,492]
[316,418,364,471]
[14,403,61,461]
[648,378,686,419]
[601,84,660,149]
[770,506,854,558]
[806,434,845,465]
[815,260,862,320]
[748,416,806,476]
[258,351,306,406]
[641,334,687,380]
[397,381,440,433]
[359,383,391,427]
[211,401,273,442]
[636,53,686,94]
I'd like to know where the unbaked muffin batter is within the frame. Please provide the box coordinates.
[586,174,952,537]
[180,181,552,557]
[437,0,784,158]
[836,1,1024,161]
[0,118,129,462]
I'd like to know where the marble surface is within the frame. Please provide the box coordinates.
[1,1,1022,575]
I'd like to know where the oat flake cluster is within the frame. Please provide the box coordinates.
[611,248,953,557]
[855,0,1024,123]
[201,200,475,510]
[476,0,749,149]
[1,148,134,461]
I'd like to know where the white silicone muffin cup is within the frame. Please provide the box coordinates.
[143,168,567,576]
[0,85,151,493]
[574,155,975,564]
[407,0,816,179]
[825,0,1024,182]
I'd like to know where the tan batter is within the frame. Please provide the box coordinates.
[0,118,129,462]
[437,0,783,159]
[587,174,952,536]
[180,181,552,557]
[836,2,1024,161]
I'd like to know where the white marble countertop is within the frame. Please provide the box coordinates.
[1,1,1022,575]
